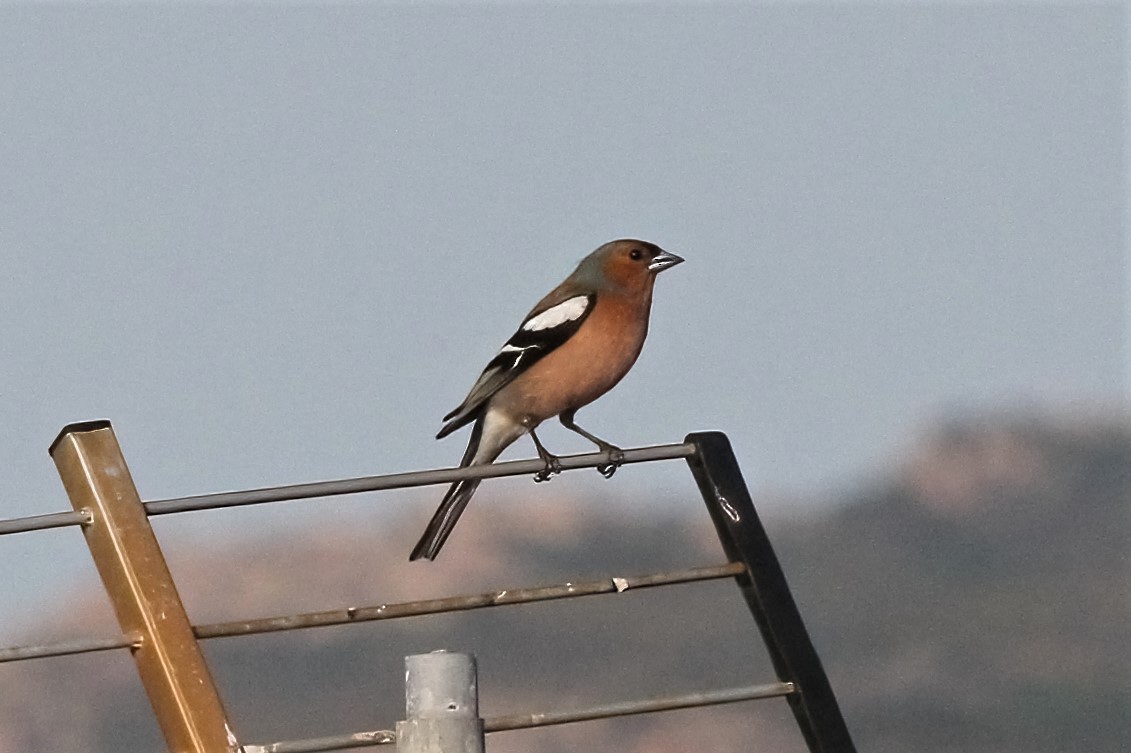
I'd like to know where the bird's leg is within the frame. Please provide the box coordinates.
[529,428,562,483]
[559,410,624,479]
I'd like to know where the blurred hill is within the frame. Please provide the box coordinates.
[0,412,1126,753]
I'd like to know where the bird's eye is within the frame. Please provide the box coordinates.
[629,248,644,261]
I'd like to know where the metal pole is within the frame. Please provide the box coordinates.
[49,421,240,753]
[684,432,856,753]
[396,652,484,753]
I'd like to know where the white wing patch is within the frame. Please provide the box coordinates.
[522,295,590,332]
[496,342,539,369]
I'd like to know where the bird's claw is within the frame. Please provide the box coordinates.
[596,447,624,479]
[533,456,562,483]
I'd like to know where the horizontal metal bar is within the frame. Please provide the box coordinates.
[242,682,794,752]
[195,561,746,640]
[0,564,743,666]
[485,682,796,732]
[0,508,90,536]
[145,443,695,516]
[242,729,396,753]
[0,633,138,664]
[0,445,692,532]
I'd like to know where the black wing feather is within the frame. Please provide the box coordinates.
[437,294,595,437]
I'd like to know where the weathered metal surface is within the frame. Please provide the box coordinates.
[195,562,746,639]
[685,431,857,753]
[49,421,239,753]
[0,508,89,536]
[0,633,137,663]
[396,652,484,753]
[243,682,794,752]
[484,682,796,732]
[144,443,695,516]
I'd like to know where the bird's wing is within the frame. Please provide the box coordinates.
[437,292,596,438]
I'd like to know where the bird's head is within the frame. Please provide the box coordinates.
[577,239,684,293]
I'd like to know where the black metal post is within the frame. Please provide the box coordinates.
[685,432,856,753]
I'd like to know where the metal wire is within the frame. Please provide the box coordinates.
[0,563,744,664]
[0,633,138,664]
[484,682,796,732]
[0,443,707,666]
[0,508,90,536]
[145,443,695,516]
[240,683,795,752]
[242,730,396,753]
[4,430,852,752]
[195,562,745,639]
[0,444,693,534]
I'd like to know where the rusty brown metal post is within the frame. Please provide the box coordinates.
[49,420,240,753]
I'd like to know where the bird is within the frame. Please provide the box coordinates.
[409,239,684,561]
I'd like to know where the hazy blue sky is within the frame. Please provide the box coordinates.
[0,5,1125,631]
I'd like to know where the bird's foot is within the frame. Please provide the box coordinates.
[533,455,562,483]
[595,445,625,479]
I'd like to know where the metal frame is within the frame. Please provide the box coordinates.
[47,421,240,753]
[685,431,856,753]
[0,421,855,753]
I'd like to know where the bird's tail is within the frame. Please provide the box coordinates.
[410,417,489,562]
[409,476,482,561]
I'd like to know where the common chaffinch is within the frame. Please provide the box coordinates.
[410,239,684,561]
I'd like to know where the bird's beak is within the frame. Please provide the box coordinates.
[648,251,685,272]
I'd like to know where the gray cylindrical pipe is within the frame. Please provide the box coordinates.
[396,652,484,753]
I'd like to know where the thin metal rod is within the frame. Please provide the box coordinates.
[0,634,138,664]
[0,445,693,534]
[145,443,695,516]
[242,683,794,752]
[484,682,796,732]
[195,562,745,640]
[0,508,90,536]
[242,730,396,753]
[0,564,745,665]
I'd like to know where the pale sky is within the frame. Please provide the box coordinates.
[0,4,1125,631]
